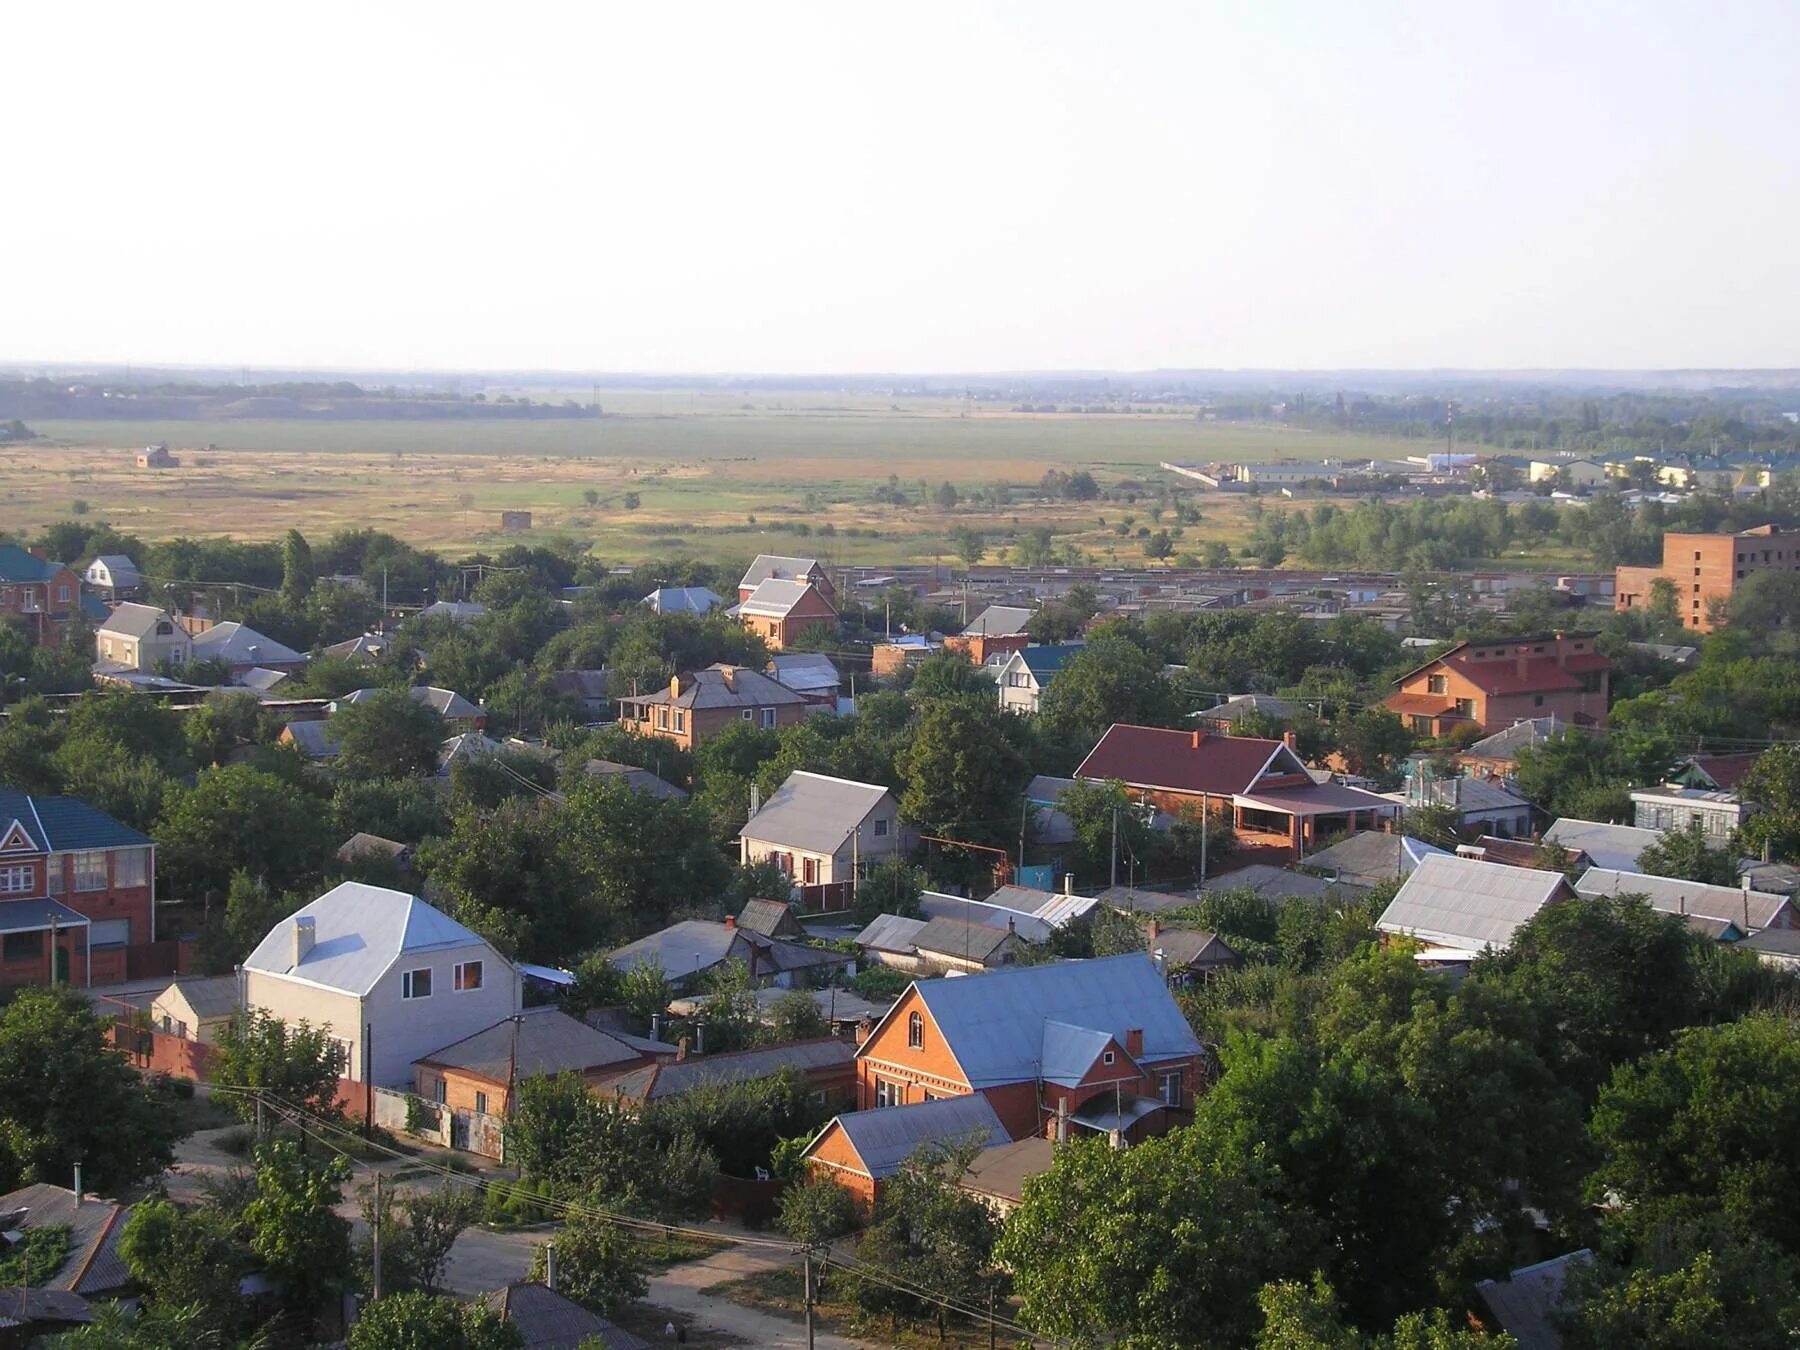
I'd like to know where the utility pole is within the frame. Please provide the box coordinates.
[1110,806,1119,889]
[988,1284,998,1350]
[1200,804,1209,885]
[803,1250,816,1350]
[371,1172,383,1300]
[364,1023,373,1135]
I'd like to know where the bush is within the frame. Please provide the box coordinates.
[778,1179,859,1246]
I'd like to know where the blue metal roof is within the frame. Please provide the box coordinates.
[1017,645,1081,677]
[830,1094,1006,1179]
[0,791,148,853]
[912,954,1202,1089]
[0,545,64,583]
[0,898,91,934]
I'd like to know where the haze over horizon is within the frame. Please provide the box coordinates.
[7,1,1797,375]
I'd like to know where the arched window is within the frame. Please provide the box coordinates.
[907,1011,923,1049]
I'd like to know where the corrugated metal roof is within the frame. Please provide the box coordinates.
[643,586,722,614]
[283,720,337,757]
[827,1094,1007,1180]
[419,1008,641,1081]
[1574,867,1790,929]
[960,605,1033,637]
[95,601,171,639]
[243,882,495,995]
[917,894,1052,944]
[1199,864,1335,902]
[1475,1250,1592,1350]
[912,954,1202,1088]
[740,555,823,589]
[0,1185,132,1296]
[607,920,748,978]
[855,913,927,953]
[1039,1021,1117,1086]
[738,578,818,618]
[155,975,240,1020]
[738,771,890,853]
[189,621,305,666]
[911,917,1015,963]
[1377,854,1570,952]
[1543,818,1662,872]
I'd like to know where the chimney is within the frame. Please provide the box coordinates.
[544,1241,557,1292]
[292,915,316,966]
[650,1013,664,1042]
[1191,729,1203,749]
[749,783,761,817]
[721,666,737,692]
[1282,730,1297,751]
[694,1021,707,1055]
[1055,1098,1069,1144]
[723,914,736,930]
[670,674,681,698]
[856,1016,875,1045]
[676,1036,689,1062]
[1063,873,1074,895]
[72,1163,82,1205]
[1124,1028,1144,1058]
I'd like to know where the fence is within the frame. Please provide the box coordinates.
[711,1171,789,1228]
[797,880,855,913]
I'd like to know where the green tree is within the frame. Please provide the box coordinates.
[853,1138,1000,1325]
[1038,629,1180,754]
[951,528,986,567]
[526,1211,648,1315]
[908,649,989,700]
[347,1291,522,1350]
[849,856,926,925]
[329,688,444,780]
[0,986,179,1191]
[357,1182,482,1294]
[895,698,1029,851]
[1734,743,1800,862]
[934,481,960,510]
[211,1008,350,1122]
[156,765,332,901]
[118,1199,243,1334]
[763,988,828,1043]
[1636,819,1740,886]
[1054,778,1157,884]
[281,528,315,604]
[777,1178,859,1246]
[1144,529,1173,560]
[1334,708,1415,782]
[245,1140,354,1323]
[1255,1274,1515,1347]
[560,775,730,933]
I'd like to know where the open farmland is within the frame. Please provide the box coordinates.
[3,405,1411,564]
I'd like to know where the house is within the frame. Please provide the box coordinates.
[1666,751,1761,792]
[1390,771,1537,838]
[181,620,308,678]
[94,603,193,672]
[967,884,1099,930]
[912,894,1051,943]
[1194,693,1298,732]
[738,771,906,906]
[149,975,239,1044]
[0,789,158,989]
[499,511,532,531]
[1376,854,1575,958]
[336,833,413,869]
[241,882,521,1085]
[0,545,86,647]
[944,605,1034,665]
[1739,928,1800,970]
[1384,632,1611,737]
[418,599,488,623]
[82,555,141,600]
[767,652,841,706]
[605,916,851,993]
[1528,458,1607,487]
[1616,524,1798,633]
[237,667,292,694]
[664,983,894,1037]
[1541,818,1662,873]
[854,913,930,968]
[852,954,1208,1144]
[735,579,838,650]
[414,1007,671,1119]
[738,554,835,606]
[1145,918,1241,983]
[0,1288,95,1344]
[1573,868,1794,931]
[1301,831,1450,889]
[548,669,610,717]
[486,1281,650,1350]
[581,759,688,801]
[1455,836,1589,873]
[616,664,808,749]
[437,731,504,778]
[952,1135,1057,1217]
[994,646,1081,714]
[804,1094,1009,1207]
[0,1182,135,1300]
[1199,863,1338,904]
[907,917,1030,973]
[136,443,179,468]
[336,685,486,731]
[1474,1250,1594,1350]
[1075,725,1397,861]
[600,1038,857,1110]
[871,635,942,675]
[280,719,337,759]
[1629,786,1747,843]
[643,586,723,615]
[735,897,803,939]
[323,632,400,664]
[1458,717,1569,781]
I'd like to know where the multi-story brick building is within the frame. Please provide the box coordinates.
[734,555,838,650]
[615,663,808,750]
[1384,631,1611,737]
[0,545,87,648]
[0,790,158,989]
[1615,523,1798,633]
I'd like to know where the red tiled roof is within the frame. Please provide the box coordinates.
[1692,752,1761,790]
[1443,654,1583,695]
[1075,725,1292,796]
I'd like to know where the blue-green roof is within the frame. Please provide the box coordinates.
[1018,645,1081,677]
[0,545,66,584]
[0,791,149,852]
[80,594,110,621]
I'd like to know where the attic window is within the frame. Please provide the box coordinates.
[1103,1050,1116,1066]
[907,1011,923,1049]
[402,968,433,999]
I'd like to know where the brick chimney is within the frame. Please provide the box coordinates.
[721,665,737,692]
[1190,729,1204,749]
[856,1016,876,1046]
[723,914,736,930]
[1124,1028,1144,1058]
[1282,730,1298,751]
[1147,918,1160,943]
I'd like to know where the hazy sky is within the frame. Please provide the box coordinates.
[6,1,1797,373]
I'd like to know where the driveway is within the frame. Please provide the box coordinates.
[648,1242,865,1350]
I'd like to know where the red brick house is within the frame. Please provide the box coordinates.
[738,554,835,606]
[0,790,159,989]
[1075,724,1396,860]
[0,545,87,648]
[616,664,809,750]
[735,555,838,650]
[943,605,1033,665]
[846,954,1207,1146]
[1384,632,1611,738]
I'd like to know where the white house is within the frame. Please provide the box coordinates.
[83,555,142,599]
[739,771,906,892]
[95,603,192,673]
[994,646,1081,714]
[242,882,519,1085]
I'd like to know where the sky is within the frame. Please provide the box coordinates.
[4,0,1798,374]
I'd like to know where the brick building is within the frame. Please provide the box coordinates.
[0,790,158,989]
[0,545,87,648]
[1615,524,1798,633]
[1384,632,1611,737]
[615,663,808,749]
[734,555,839,650]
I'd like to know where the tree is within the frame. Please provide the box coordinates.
[778,1179,859,1246]
[622,491,641,510]
[1054,778,1156,884]
[118,1199,243,1334]
[934,481,960,510]
[1255,1274,1513,1348]
[1038,629,1180,754]
[763,989,828,1043]
[1725,567,1800,632]
[850,856,926,925]
[559,775,730,933]
[328,689,444,780]
[156,765,332,901]
[1734,743,1800,862]
[527,1211,648,1315]
[895,698,1029,852]
[347,1292,522,1350]
[245,1141,354,1323]
[1635,819,1739,886]
[211,1008,350,1122]
[357,1182,481,1294]
[1334,709,1415,782]
[951,528,985,567]
[281,529,315,604]
[0,986,180,1192]
[1144,530,1173,560]
[908,649,988,699]
[853,1138,1000,1325]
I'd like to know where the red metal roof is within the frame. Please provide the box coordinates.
[1442,654,1584,695]
[1691,752,1760,790]
[1386,693,1462,718]
[1075,725,1293,796]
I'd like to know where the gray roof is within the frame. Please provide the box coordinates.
[1302,831,1449,887]
[643,586,722,615]
[909,953,1203,1088]
[337,832,410,862]
[911,917,1018,964]
[1150,927,1237,971]
[918,894,1053,944]
[627,664,806,712]
[1574,867,1791,929]
[960,605,1034,638]
[283,719,337,757]
[583,759,689,801]
[341,685,482,720]
[1741,927,1800,958]
[824,1094,1007,1180]
[983,885,1099,927]
[768,651,840,693]
[736,897,799,937]
[437,731,503,773]
[418,600,487,622]
[1039,1020,1119,1085]
[489,1281,650,1350]
[189,621,305,666]
[1377,854,1571,953]
[1464,717,1566,761]
[607,920,755,980]
[95,601,172,639]
[1543,818,1663,872]
[419,1008,642,1081]
[1199,864,1336,902]
[1475,1250,1593,1350]
[244,882,498,996]
[85,554,140,587]
[855,913,928,953]
[954,1136,1055,1205]
[155,974,240,1020]
[236,667,291,693]
[0,1184,132,1296]
[1025,775,1081,845]
[739,772,891,853]
[1201,693,1297,724]
[740,554,823,589]
[1431,777,1534,815]
[738,578,819,618]
[324,633,399,661]
[0,1287,93,1330]
[604,1038,853,1102]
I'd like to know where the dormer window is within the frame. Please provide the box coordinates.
[1102,1049,1116,1066]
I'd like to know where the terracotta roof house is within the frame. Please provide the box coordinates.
[616,664,807,750]
[0,1183,136,1298]
[642,586,722,615]
[735,579,838,650]
[601,1038,856,1108]
[1574,868,1794,931]
[1376,854,1575,958]
[944,605,1034,665]
[1667,751,1762,792]
[486,1281,649,1350]
[1302,831,1450,889]
[1384,632,1610,738]
[739,771,907,909]
[1541,818,1661,873]
[804,1094,1008,1206]
[851,954,1207,1146]
[415,1007,669,1119]
[1076,724,1396,860]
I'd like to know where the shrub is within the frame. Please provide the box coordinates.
[778,1179,859,1247]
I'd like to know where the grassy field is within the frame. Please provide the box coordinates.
[4,404,1413,564]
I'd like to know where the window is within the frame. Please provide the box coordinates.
[1426,674,1447,695]
[433,1076,447,1104]
[655,707,669,730]
[1533,694,1545,707]
[741,709,753,720]
[907,1011,923,1049]
[113,848,147,888]
[802,856,818,885]
[454,960,483,992]
[56,585,71,604]
[1102,1049,1116,1066]
[402,967,433,999]
[1159,1071,1184,1108]
[1454,698,1476,718]
[0,865,32,894]
[72,851,107,892]
[45,856,65,894]
[2,931,42,963]
[672,710,686,733]
[474,1090,489,1114]
[760,707,777,729]
[90,919,130,947]
[873,817,890,838]
[874,1078,904,1108]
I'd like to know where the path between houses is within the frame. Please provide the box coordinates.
[646,1241,867,1350]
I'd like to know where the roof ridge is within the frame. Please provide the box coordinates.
[66,1200,122,1292]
